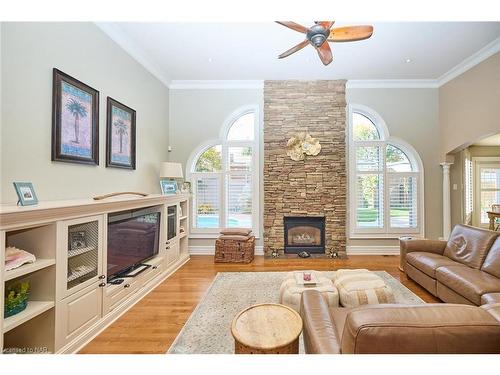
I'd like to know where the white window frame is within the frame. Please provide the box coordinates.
[186,105,260,238]
[348,104,425,239]
[472,157,500,228]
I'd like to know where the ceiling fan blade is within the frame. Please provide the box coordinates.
[315,21,335,29]
[278,40,310,59]
[316,42,333,66]
[275,21,309,34]
[328,25,374,42]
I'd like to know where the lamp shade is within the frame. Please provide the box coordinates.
[160,162,183,179]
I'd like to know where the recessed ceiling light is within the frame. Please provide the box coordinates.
[405,58,412,63]
[208,57,213,63]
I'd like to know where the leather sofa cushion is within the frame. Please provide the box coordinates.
[443,224,499,269]
[406,252,461,278]
[481,237,500,278]
[436,265,500,305]
[341,304,500,354]
[481,293,500,305]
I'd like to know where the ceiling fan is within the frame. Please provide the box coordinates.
[276,21,374,66]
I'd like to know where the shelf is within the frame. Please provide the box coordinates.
[179,232,188,239]
[4,259,56,281]
[67,265,96,283]
[3,301,55,333]
[68,246,96,258]
[179,215,188,221]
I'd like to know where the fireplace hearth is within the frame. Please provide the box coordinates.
[284,216,325,254]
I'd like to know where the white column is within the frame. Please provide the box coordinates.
[440,162,453,239]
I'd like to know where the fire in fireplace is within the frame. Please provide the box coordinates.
[284,216,325,254]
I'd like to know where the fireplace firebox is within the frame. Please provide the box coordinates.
[284,216,325,254]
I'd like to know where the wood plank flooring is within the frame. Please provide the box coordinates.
[79,255,439,354]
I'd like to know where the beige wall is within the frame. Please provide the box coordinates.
[169,86,443,249]
[1,22,169,203]
[439,53,500,158]
[347,88,442,241]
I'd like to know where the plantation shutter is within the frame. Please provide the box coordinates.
[193,174,221,229]
[388,175,418,228]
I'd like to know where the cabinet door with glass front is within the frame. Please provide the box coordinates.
[57,215,104,298]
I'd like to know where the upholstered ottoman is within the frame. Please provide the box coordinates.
[279,271,339,312]
[333,269,395,308]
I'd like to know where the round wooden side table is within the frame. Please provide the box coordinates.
[231,303,303,354]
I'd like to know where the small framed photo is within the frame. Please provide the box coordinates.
[52,68,99,165]
[181,181,191,193]
[106,97,136,170]
[13,182,38,206]
[160,180,178,195]
[69,231,87,250]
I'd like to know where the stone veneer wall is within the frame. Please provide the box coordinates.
[263,80,347,257]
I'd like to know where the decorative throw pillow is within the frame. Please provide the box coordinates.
[219,228,252,236]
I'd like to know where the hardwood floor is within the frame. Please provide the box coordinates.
[79,255,439,354]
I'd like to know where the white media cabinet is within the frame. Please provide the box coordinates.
[0,193,190,354]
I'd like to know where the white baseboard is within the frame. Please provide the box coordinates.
[346,245,400,255]
[190,245,398,256]
[189,245,264,255]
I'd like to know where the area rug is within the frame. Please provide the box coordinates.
[167,271,424,354]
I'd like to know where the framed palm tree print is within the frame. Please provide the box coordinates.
[106,97,136,169]
[52,68,99,165]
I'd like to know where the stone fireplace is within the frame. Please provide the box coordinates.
[263,80,347,257]
[284,216,325,254]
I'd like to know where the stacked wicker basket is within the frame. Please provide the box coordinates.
[214,228,255,263]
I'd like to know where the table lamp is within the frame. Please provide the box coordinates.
[159,162,183,195]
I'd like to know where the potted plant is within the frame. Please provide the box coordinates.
[4,281,30,318]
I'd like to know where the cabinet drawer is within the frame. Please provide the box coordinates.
[142,263,163,288]
[104,279,139,314]
[56,283,102,349]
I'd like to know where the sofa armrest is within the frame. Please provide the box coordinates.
[400,238,448,256]
[300,290,341,354]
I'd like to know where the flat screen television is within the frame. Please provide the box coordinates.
[107,206,161,279]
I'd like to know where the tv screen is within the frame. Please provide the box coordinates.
[107,209,161,278]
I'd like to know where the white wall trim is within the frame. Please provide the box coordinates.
[347,80,439,89]
[436,36,500,87]
[189,245,265,255]
[169,80,264,90]
[95,22,171,88]
[346,246,400,255]
[189,245,398,256]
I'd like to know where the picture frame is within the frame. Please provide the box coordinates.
[52,68,99,165]
[69,231,87,250]
[160,180,178,195]
[181,181,192,193]
[106,97,136,170]
[13,182,38,206]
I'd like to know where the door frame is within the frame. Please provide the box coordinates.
[472,157,500,228]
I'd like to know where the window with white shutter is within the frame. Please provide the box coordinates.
[188,106,259,236]
[349,105,424,238]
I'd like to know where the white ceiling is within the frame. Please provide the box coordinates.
[99,22,500,84]
[474,133,500,146]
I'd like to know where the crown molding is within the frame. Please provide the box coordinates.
[95,22,171,88]
[169,80,264,90]
[436,36,500,87]
[347,80,439,89]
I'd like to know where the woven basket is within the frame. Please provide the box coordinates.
[215,236,255,263]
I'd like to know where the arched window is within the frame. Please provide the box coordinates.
[188,106,259,235]
[349,104,424,237]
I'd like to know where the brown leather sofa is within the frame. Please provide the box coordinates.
[300,290,500,354]
[401,224,500,305]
